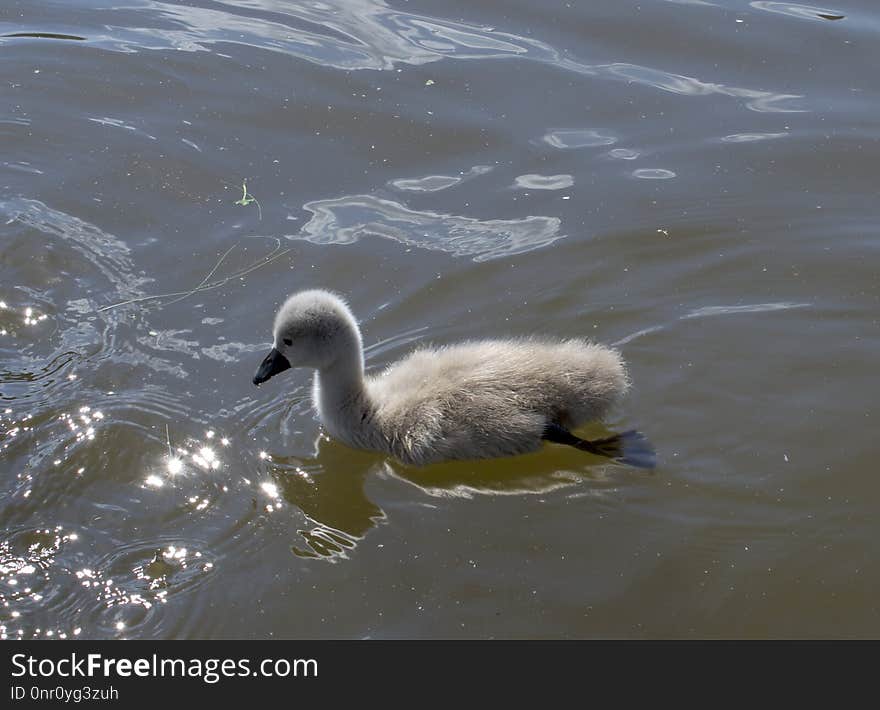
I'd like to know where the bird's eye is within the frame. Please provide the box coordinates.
[283,338,292,346]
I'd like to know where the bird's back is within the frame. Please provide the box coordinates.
[366,338,628,464]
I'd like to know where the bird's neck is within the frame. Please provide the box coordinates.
[313,347,375,445]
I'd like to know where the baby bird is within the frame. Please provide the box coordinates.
[253,290,654,468]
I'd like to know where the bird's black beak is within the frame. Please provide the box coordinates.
[253,347,291,385]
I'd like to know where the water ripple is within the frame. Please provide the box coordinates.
[389,165,492,193]
[201,340,266,364]
[598,63,805,113]
[0,526,83,639]
[614,302,811,347]
[720,132,790,143]
[513,174,574,190]
[607,148,641,160]
[2,162,43,175]
[290,194,563,261]
[750,2,846,22]
[633,168,677,180]
[87,116,157,141]
[363,326,431,360]
[80,0,808,113]
[85,538,217,636]
[542,129,616,149]
[0,198,149,301]
[682,302,811,319]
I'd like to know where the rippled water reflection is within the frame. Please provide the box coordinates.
[293,194,563,261]
[2,0,879,638]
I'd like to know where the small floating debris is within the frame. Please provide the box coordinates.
[2,32,86,41]
[233,180,262,221]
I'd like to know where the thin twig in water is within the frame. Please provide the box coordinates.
[160,243,239,308]
[98,238,291,312]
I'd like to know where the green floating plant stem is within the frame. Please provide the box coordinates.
[234,180,262,221]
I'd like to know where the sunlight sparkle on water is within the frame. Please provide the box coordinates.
[148,428,232,488]
[165,546,187,560]
[261,482,279,498]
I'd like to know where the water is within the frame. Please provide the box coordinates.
[1,0,878,639]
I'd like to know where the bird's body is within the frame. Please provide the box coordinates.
[253,290,653,467]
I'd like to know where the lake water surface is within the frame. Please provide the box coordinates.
[1,0,878,638]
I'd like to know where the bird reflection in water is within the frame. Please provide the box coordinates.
[265,428,631,561]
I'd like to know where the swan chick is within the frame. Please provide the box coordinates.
[253,289,654,468]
